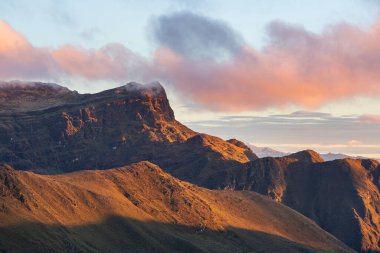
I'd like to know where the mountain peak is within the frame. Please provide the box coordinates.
[287,149,325,163]
[119,81,166,97]
[0,80,78,112]
[0,80,70,91]
[227,139,250,149]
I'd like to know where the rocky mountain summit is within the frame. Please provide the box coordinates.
[0,81,379,252]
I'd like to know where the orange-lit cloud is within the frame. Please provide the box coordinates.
[51,44,146,80]
[2,13,380,112]
[359,114,380,124]
[0,21,56,79]
[0,20,145,81]
[151,14,380,111]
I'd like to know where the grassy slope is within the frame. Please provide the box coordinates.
[0,162,353,253]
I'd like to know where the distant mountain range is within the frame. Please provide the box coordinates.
[249,144,379,162]
[0,81,379,252]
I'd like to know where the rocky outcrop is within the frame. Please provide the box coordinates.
[0,81,255,184]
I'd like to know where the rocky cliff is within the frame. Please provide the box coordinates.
[0,81,256,186]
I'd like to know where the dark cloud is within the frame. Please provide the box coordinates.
[151,11,244,61]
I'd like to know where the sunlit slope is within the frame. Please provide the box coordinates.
[0,162,352,253]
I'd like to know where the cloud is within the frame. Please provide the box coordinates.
[184,111,380,156]
[0,20,146,81]
[359,114,380,123]
[188,111,357,127]
[2,12,380,112]
[271,111,332,119]
[347,139,362,146]
[0,20,56,79]
[51,43,147,80]
[151,11,244,61]
[151,14,380,111]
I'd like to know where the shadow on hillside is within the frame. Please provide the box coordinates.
[0,215,345,253]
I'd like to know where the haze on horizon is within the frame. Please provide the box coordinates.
[0,0,380,158]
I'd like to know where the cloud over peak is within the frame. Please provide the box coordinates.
[152,14,380,111]
[2,13,380,112]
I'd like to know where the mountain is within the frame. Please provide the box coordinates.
[321,152,378,161]
[0,80,79,113]
[0,81,256,187]
[249,144,288,158]
[1,81,379,252]
[249,144,379,162]
[0,162,353,253]
[227,151,380,252]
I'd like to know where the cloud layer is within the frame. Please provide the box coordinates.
[2,12,380,112]
[0,21,146,81]
[359,114,380,124]
[185,111,380,156]
[151,13,380,111]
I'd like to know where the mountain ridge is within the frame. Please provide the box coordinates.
[0,162,353,253]
[249,144,380,162]
[0,80,379,252]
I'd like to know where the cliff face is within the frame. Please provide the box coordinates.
[0,81,256,184]
[0,163,353,253]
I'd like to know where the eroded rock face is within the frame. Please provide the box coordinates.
[0,81,255,185]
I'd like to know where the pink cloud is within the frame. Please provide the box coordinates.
[0,21,56,79]
[51,43,146,80]
[0,20,145,81]
[359,115,380,124]
[151,20,380,111]
[2,17,380,112]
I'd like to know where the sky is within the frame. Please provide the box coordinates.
[1,0,380,157]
